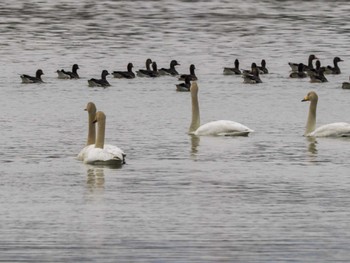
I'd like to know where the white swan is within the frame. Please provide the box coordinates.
[84,111,125,165]
[188,82,254,136]
[77,102,125,164]
[302,91,350,137]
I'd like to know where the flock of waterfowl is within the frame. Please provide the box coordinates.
[19,55,350,88]
[19,59,197,90]
[19,55,350,166]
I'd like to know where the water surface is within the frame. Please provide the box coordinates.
[1,0,350,262]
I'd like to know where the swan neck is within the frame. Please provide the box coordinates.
[95,119,105,149]
[189,90,200,133]
[87,111,96,145]
[306,99,317,135]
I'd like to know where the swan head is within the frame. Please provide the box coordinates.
[85,102,97,114]
[190,81,199,95]
[93,111,106,124]
[302,91,318,103]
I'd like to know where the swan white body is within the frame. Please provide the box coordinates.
[84,111,125,165]
[84,144,125,165]
[77,144,94,161]
[193,120,253,136]
[308,123,350,137]
[78,142,125,163]
[302,91,350,137]
[189,82,253,136]
[77,103,126,164]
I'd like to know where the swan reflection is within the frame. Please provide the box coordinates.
[190,135,200,156]
[86,168,105,193]
[306,137,318,155]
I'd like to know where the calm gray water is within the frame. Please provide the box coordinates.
[1,0,350,262]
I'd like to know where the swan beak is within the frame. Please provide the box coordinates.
[301,96,309,102]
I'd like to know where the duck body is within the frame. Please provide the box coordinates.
[290,71,307,78]
[223,59,241,75]
[342,77,350,89]
[137,61,159,78]
[289,54,317,72]
[88,70,110,87]
[112,63,135,79]
[136,58,153,77]
[159,60,180,76]
[176,76,191,92]
[309,68,327,83]
[20,69,44,83]
[306,60,321,77]
[289,63,307,78]
[258,59,269,74]
[179,64,197,81]
[243,63,262,84]
[57,64,79,79]
[324,57,343,74]
[342,82,350,89]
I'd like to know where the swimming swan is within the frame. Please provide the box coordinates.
[77,102,126,164]
[302,91,350,137]
[84,111,126,165]
[188,82,254,136]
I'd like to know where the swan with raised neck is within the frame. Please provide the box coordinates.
[302,91,317,136]
[77,103,126,163]
[84,111,126,165]
[302,91,350,137]
[189,82,253,136]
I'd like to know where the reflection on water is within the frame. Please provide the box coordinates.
[306,137,318,155]
[190,135,200,155]
[86,168,105,193]
[1,0,350,262]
